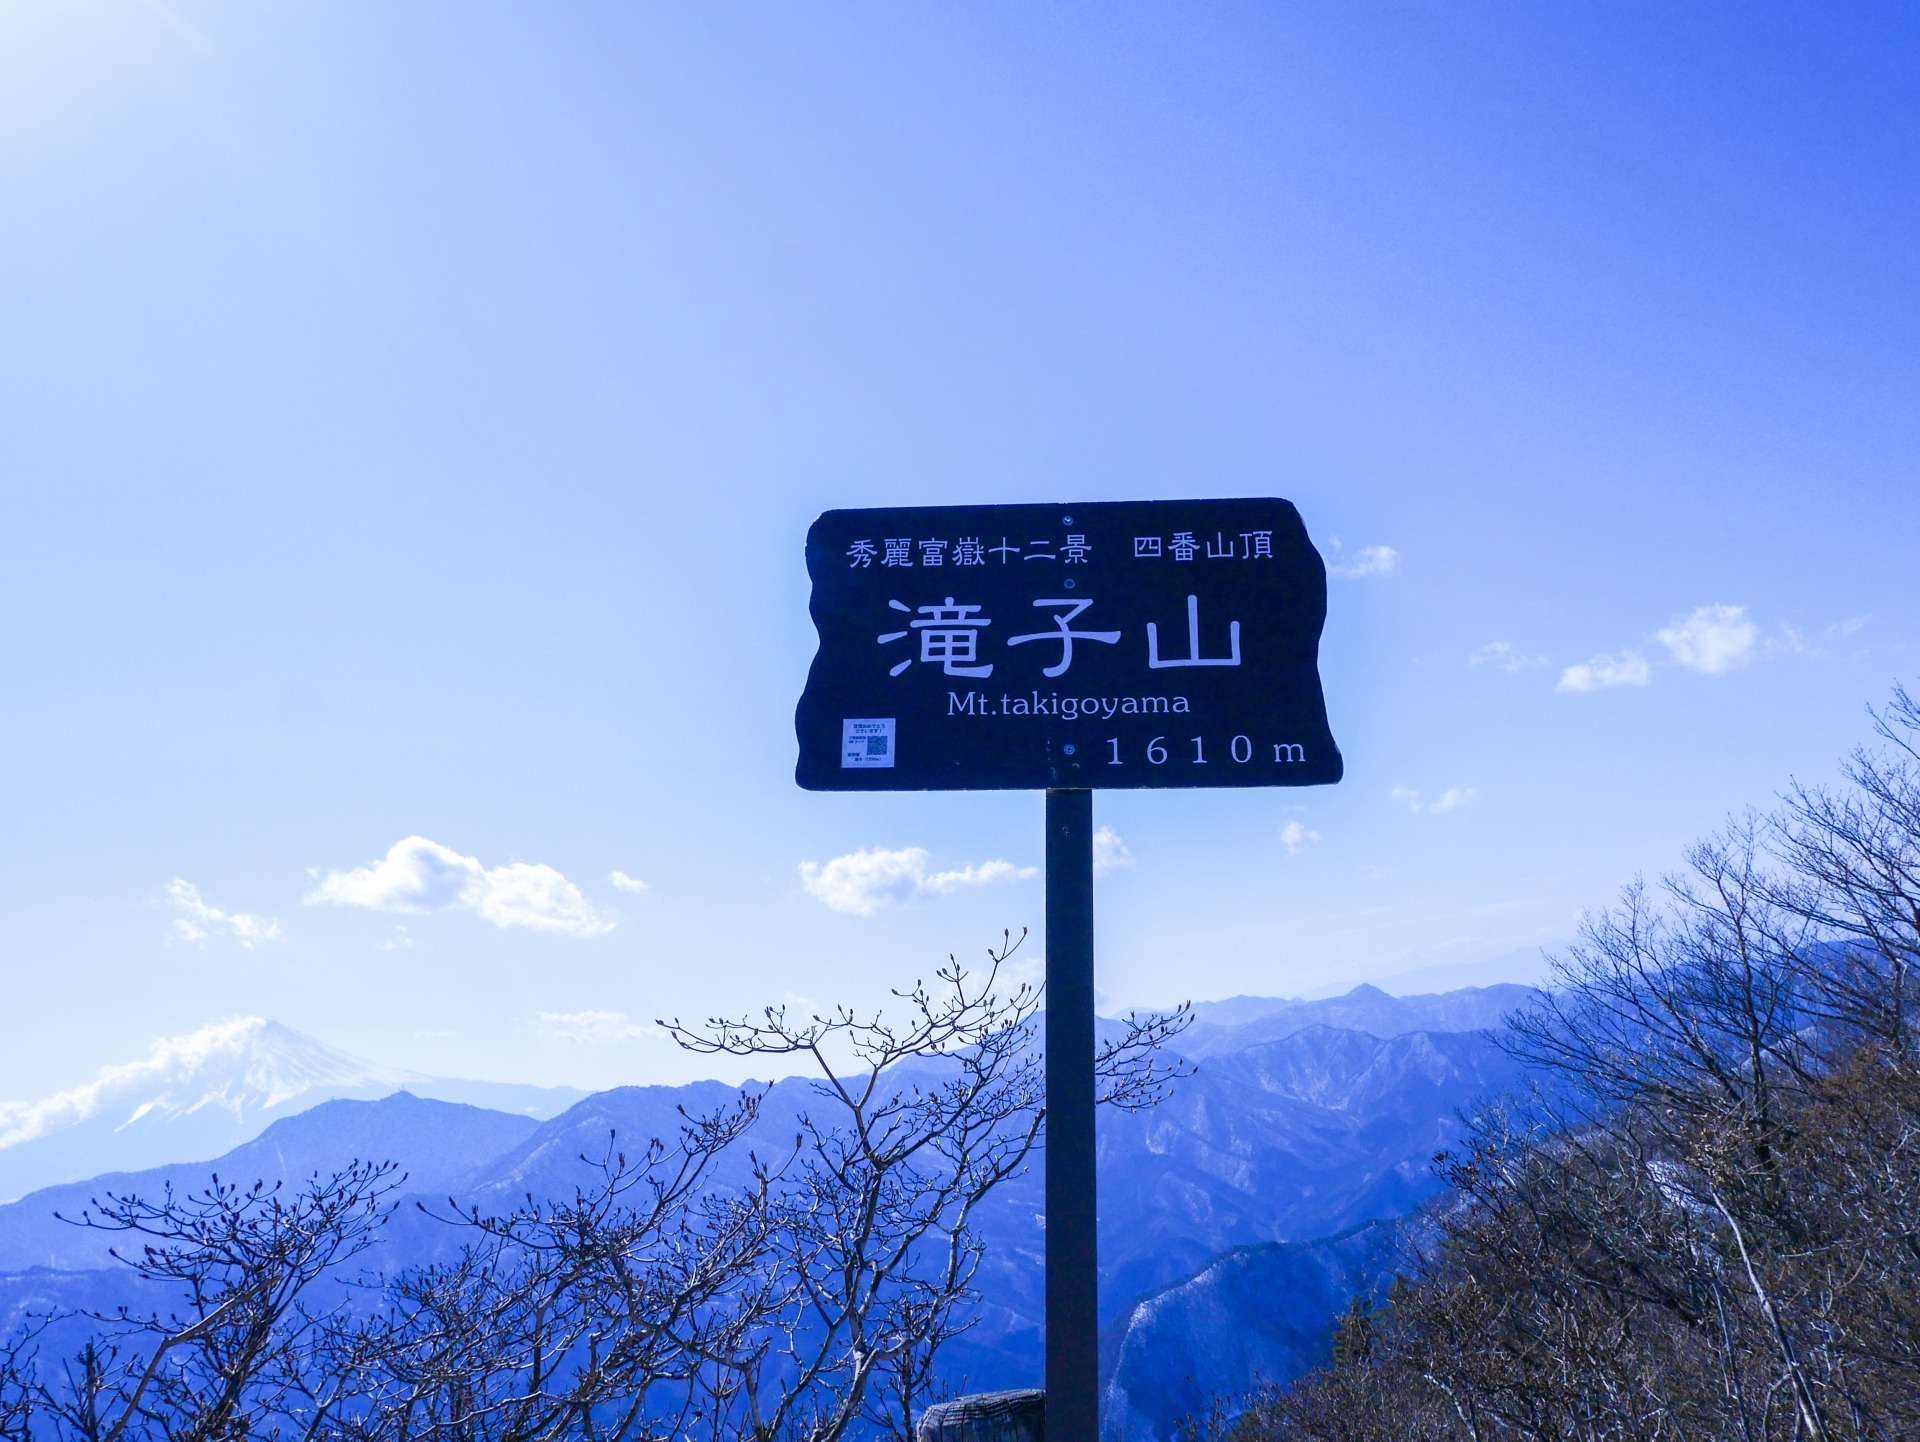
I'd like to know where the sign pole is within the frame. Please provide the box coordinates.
[1044,787,1099,1440]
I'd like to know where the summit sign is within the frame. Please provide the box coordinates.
[794,494,1346,1436]
[795,498,1343,791]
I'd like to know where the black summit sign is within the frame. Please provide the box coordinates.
[795,498,1343,791]
[794,495,1347,1437]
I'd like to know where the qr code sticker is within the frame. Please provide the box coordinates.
[841,718,896,769]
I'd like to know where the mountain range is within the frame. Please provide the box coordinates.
[0,982,1542,1439]
[1179,982,1540,1057]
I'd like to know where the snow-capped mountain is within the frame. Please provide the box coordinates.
[0,1018,581,1202]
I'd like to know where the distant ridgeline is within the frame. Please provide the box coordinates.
[0,983,1540,1441]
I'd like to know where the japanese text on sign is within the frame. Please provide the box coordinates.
[796,499,1342,792]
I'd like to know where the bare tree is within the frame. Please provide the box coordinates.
[0,1162,405,1442]
[333,1094,776,1442]
[661,928,1191,1441]
[1765,683,1920,1058]
[1224,686,1920,1442]
[0,1322,47,1442]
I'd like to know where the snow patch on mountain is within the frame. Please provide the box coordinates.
[0,1018,389,1153]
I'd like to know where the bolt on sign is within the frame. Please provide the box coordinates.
[795,498,1343,791]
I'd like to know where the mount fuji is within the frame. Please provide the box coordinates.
[0,1018,581,1203]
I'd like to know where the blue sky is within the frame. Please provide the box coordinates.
[2,1,1915,1096]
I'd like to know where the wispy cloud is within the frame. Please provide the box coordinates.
[1325,538,1399,580]
[1557,601,1831,695]
[134,0,216,55]
[798,847,1036,916]
[994,950,1047,994]
[1765,625,1807,658]
[534,1010,658,1044]
[608,870,650,896]
[1092,826,1135,877]
[166,880,282,949]
[1828,614,1871,640]
[1281,820,1322,855]
[1557,650,1652,694]
[1469,640,1548,673]
[1655,603,1759,676]
[1391,786,1478,816]
[924,860,1033,892]
[307,836,613,938]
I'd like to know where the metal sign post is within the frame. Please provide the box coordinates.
[796,498,1342,1436]
[1044,787,1099,1440]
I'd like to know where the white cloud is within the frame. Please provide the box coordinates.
[1326,539,1399,580]
[1469,640,1547,673]
[309,837,481,911]
[797,846,1036,917]
[1280,820,1322,855]
[474,863,611,936]
[608,870,650,896]
[1390,786,1478,816]
[799,848,928,916]
[166,880,282,949]
[1557,650,1652,693]
[1656,603,1758,676]
[307,836,612,938]
[1092,826,1135,877]
[1828,614,1871,639]
[535,1010,657,1044]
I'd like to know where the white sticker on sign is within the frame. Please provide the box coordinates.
[841,718,896,768]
